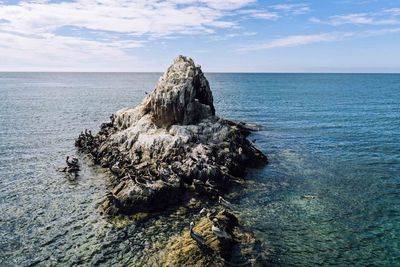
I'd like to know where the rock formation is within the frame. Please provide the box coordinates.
[75,55,267,216]
[146,209,267,266]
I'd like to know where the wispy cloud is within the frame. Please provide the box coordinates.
[226,31,258,38]
[239,9,280,20]
[236,33,346,51]
[239,3,311,20]
[270,3,311,15]
[384,8,400,16]
[236,28,400,52]
[311,8,400,26]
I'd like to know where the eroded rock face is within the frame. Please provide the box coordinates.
[150,55,215,127]
[76,55,267,216]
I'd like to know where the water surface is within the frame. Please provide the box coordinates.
[0,73,399,266]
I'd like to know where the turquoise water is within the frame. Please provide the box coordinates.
[0,73,399,266]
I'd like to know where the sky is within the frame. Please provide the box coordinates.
[0,0,400,72]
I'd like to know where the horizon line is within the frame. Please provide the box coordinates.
[1,71,400,74]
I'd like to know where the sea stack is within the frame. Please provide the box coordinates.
[76,55,268,216]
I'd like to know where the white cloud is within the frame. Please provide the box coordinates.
[239,9,279,20]
[0,31,143,57]
[239,3,310,21]
[236,28,400,52]
[0,0,253,36]
[270,3,311,14]
[384,8,400,16]
[197,0,255,10]
[0,30,144,70]
[0,0,255,70]
[226,31,257,38]
[311,8,400,26]
[236,33,346,51]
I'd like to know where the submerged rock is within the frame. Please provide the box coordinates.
[144,210,267,266]
[76,55,267,216]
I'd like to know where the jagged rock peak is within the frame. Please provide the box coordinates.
[148,55,215,127]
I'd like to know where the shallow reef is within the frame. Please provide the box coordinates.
[143,209,267,266]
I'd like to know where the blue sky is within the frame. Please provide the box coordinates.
[0,0,400,72]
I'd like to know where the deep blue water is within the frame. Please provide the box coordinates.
[0,73,399,266]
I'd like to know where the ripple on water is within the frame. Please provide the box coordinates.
[1,73,400,266]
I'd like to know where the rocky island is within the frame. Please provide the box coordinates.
[75,55,268,265]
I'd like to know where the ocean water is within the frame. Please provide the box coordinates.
[0,73,399,266]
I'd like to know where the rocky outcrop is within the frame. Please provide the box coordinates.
[76,55,267,216]
[145,209,267,266]
[149,56,215,127]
